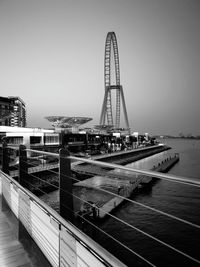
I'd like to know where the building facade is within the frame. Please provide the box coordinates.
[0,96,26,127]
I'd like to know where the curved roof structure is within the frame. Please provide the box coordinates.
[45,116,92,128]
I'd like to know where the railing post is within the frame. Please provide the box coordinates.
[19,145,28,187]
[59,148,74,223]
[2,139,9,174]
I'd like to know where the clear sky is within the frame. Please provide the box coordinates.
[0,0,199,136]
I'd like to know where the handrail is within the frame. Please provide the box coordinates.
[71,155,200,187]
[0,170,125,267]
[23,148,200,187]
[13,156,200,231]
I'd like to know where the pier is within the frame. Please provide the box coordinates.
[74,154,180,219]
[93,144,170,165]
[139,153,180,185]
[9,143,169,177]
[7,143,169,195]
[7,144,175,218]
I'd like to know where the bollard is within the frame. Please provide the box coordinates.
[2,140,9,174]
[59,148,74,223]
[19,145,28,187]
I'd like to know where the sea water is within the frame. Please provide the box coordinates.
[97,139,200,266]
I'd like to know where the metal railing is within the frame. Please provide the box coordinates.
[1,143,200,266]
[0,144,125,267]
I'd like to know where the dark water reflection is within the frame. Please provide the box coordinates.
[96,139,200,266]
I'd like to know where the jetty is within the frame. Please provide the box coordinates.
[73,144,170,175]
[92,144,170,165]
[9,143,169,179]
[74,154,179,219]
[140,153,180,185]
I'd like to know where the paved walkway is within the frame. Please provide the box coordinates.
[0,196,32,267]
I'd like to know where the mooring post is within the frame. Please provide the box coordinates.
[19,145,28,187]
[2,139,9,175]
[59,148,74,223]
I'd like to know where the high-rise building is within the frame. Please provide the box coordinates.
[0,96,26,127]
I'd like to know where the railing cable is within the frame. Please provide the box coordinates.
[19,152,200,231]
[60,198,157,267]
[5,147,200,264]
[69,155,200,187]
[59,167,200,230]
[58,182,200,265]
[13,147,200,187]
[16,153,200,231]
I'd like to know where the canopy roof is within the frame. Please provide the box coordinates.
[45,116,92,127]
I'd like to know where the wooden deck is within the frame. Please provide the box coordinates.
[0,197,32,267]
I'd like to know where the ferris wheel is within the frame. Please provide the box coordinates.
[99,32,130,131]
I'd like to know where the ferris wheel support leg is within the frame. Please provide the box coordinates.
[100,89,109,125]
[120,86,130,133]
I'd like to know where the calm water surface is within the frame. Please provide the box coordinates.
[97,139,200,266]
